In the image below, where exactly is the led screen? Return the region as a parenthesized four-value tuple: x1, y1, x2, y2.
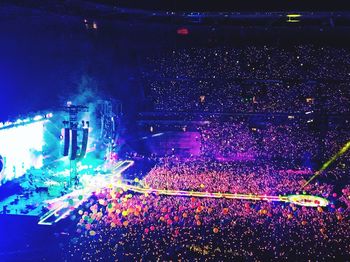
(0, 121, 45, 183)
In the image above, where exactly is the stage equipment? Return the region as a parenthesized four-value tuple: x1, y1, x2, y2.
(70, 129, 78, 160)
(63, 128, 70, 156)
(76, 128, 89, 160)
(98, 100, 122, 144)
(62, 104, 89, 186)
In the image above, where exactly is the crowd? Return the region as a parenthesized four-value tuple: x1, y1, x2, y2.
(197, 119, 328, 162)
(142, 45, 350, 114)
(144, 159, 312, 195)
(199, 121, 258, 159)
(144, 46, 350, 80)
(64, 112, 349, 260)
(65, 157, 349, 261)
(61, 45, 350, 260)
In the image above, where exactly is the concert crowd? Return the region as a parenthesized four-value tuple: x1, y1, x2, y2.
(65, 45, 350, 260)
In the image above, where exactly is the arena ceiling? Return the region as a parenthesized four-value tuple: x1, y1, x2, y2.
(91, 0, 350, 12)
(1, 0, 350, 28)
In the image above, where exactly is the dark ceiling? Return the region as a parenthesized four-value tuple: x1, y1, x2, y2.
(2, 0, 350, 28)
(3, 0, 350, 15)
(90, 0, 350, 12)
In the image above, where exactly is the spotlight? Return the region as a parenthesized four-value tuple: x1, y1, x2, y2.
(33, 115, 43, 121)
